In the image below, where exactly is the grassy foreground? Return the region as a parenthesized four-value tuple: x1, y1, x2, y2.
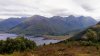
(0, 40, 100, 56)
(0, 51, 35, 56)
(33, 41, 100, 56)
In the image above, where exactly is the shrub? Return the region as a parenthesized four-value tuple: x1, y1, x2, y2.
(0, 37, 36, 54)
(80, 41, 95, 46)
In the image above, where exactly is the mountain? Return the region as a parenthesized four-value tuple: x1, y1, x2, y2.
(9, 15, 97, 35)
(0, 17, 27, 32)
(0, 19, 4, 22)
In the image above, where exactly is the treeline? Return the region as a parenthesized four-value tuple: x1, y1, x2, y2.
(0, 37, 36, 54)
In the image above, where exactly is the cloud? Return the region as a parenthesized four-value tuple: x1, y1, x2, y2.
(47, 9, 74, 16)
(81, 5, 95, 12)
(0, 0, 100, 20)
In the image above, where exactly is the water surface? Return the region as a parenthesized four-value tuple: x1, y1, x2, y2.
(0, 33, 61, 46)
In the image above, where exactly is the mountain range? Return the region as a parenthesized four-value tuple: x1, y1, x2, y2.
(5, 15, 97, 35)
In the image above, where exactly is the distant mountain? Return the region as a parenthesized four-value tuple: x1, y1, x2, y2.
(0, 17, 27, 32)
(0, 19, 5, 22)
(9, 15, 97, 35)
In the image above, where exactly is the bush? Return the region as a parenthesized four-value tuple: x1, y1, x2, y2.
(0, 37, 36, 54)
(86, 29, 97, 40)
(80, 41, 95, 46)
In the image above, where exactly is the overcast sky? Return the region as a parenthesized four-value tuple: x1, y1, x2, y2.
(0, 0, 100, 20)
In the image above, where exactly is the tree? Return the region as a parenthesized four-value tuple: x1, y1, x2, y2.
(86, 29, 97, 40)
(97, 31, 100, 40)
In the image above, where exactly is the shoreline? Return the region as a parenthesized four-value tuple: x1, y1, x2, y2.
(42, 35, 71, 40)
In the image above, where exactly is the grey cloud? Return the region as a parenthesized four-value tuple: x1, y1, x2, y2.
(73, 0, 96, 12)
(0, 0, 99, 20)
(0, 13, 32, 16)
(47, 9, 74, 16)
(0, 0, 38, 10)
(81, 5, 95, 12)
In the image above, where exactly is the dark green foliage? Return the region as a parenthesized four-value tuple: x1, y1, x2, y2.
(0, 37, 36, 54)
(79, 41, 96, 46)
(61, 39, 100, 47)
(85, 29, 98, 40)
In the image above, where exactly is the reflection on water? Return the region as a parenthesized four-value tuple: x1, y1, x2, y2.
(0, 33, 61, 46)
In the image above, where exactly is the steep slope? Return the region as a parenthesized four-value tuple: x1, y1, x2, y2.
(0, 17, 27, 32)
(9, 15, 97, 35)
(71, 22, 100, 40)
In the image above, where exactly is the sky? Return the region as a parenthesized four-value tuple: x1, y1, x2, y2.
(0, 0, 100, 20)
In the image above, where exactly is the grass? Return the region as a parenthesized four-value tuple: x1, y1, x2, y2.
(0, 51, 36, 56)
(33, 42, 100, 56)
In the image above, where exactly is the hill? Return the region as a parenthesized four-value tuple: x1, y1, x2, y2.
(71, 21, 100, 40)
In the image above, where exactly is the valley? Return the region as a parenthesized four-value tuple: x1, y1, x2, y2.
(0, 15, 99, 56)
(0, 0, 100, 56)
(0, 15, 97, 45)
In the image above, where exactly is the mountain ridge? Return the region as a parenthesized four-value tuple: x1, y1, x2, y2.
(8, 15, 97, 35)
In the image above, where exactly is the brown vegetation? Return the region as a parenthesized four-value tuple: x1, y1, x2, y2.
(33, 42, 100, 56)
